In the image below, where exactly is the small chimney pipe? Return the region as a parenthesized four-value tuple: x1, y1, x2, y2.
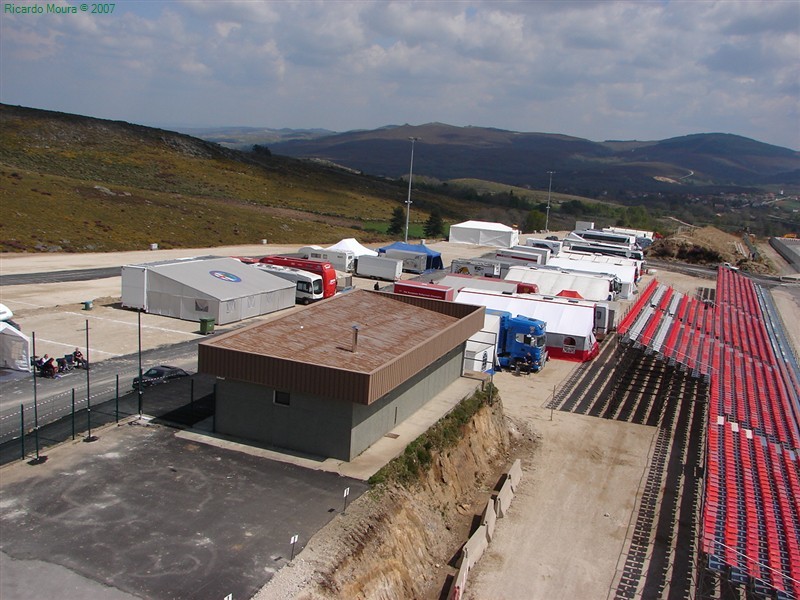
(351, 325, 360, 353)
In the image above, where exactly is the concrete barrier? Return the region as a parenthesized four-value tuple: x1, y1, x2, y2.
(462, 524, 489, 570)
(508, 458, 523, 491)
(449, 560, 470, 600)
(482, 499, 497, 540)
(495, 477, 514, 518)
(448, 459, 521, 599)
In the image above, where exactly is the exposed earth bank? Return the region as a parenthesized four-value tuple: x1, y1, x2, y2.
(256, 393, 526, 600)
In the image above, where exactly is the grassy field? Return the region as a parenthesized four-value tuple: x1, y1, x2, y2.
(0, 106, 454, 252)
(447, 178, 621, 207)
(1, 104, 636, 252)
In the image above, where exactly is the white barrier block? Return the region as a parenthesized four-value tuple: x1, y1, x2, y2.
(495, 478, 514, 518)
(508, 458, 523, 491)
(482, 499, 497, 540)
(462, 524, 489, 570)
(449, 560, 470, 600)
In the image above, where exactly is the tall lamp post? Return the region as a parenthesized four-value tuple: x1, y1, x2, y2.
(404, 137, 420, 243)
(137, 309, 143, 416)
(545, 170, 556, 232)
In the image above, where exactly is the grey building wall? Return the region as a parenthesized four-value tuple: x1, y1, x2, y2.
(215, 379, 354, 459)
(349, 345, 465, 459)
(214, 343, 466, 461)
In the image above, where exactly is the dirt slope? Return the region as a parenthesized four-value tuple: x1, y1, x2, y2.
(647, 225, 776, 273)
(256, 397, 520, 599)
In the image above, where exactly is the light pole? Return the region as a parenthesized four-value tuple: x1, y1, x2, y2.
(137, 308, 143, 416)
(404, 137, 420, 243)
(545, 170, 555, 232)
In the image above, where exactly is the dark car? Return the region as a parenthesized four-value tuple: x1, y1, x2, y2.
(133, 365, 190, 389)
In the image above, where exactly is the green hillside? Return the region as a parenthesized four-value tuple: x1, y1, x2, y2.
(0, 105, 473, 252)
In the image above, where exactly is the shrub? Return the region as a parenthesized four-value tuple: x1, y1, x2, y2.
(368, 384, 497, 487)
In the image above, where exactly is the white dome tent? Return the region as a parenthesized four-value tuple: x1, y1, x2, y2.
(324, 238, 378, 257)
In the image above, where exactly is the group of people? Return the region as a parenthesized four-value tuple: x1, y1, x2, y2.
(34, 348, 88, 378)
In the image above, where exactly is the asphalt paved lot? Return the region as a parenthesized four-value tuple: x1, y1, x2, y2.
(0, 421, 368, 600)
(0, 338, 205, 444)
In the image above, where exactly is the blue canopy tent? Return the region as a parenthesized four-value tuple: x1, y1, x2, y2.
(377, 242, 444, 271)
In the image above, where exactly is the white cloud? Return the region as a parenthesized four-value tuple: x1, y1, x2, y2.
(0, 0, 797, 148)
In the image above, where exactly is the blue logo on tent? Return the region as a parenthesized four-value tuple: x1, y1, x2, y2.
(210, 271, 241, 283)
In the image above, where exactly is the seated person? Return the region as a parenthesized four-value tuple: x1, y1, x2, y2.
(72, 348, 87, 368)
(521, 352, 534, 373)
(42, 357, 57, 378)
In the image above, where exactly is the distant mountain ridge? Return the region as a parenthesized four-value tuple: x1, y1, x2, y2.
(258, 123, 799, 194)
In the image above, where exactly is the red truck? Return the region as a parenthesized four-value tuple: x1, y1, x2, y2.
(258, 256, 337, 298)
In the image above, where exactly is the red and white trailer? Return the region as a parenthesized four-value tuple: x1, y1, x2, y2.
(391, 280, 455, 301)
(455, 288, 600, 362)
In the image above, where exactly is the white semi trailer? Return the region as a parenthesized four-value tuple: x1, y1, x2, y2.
(355, 255, 404, 281)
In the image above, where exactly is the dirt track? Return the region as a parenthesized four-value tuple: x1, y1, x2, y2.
(468, 367, 657, 600)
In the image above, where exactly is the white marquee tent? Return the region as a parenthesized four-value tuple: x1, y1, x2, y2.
(0, 322, 31, 372)
(121, 256, 295, 325)
(325, 238, 378, 257)
(504, 266, 616, 302)
(448, 221, 520, 248)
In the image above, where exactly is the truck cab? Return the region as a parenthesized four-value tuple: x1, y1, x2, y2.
(493, 311, 548, 373)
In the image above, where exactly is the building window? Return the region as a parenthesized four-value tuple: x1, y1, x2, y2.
(274, 391, 290, 406)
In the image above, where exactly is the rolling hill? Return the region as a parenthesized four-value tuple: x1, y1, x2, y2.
(265, 124, 800, 195)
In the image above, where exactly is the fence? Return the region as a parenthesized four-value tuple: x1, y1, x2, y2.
(1, 374, 216, 466)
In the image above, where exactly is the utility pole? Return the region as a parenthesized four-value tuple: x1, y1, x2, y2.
(404, 137, 420, 243)
(137, 309, 143, 416)
(545, 170, 556, 232)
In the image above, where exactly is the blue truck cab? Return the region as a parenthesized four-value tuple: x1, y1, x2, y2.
(490, 310, 548, 373)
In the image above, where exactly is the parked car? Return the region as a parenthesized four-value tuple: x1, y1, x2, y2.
(133, 365, 190, 389)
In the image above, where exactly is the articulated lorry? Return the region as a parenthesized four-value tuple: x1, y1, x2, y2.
(491, 310, 548, 372)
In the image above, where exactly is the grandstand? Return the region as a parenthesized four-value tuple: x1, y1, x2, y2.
(616, 266, 800, 599)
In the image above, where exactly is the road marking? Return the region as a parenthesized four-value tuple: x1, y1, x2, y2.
(64, 312, 195, 335)
(6, 300, 46, 308)
(33, 338, 122, 358)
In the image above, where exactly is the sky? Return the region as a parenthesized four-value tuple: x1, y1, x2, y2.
(1, 1, 799, 149)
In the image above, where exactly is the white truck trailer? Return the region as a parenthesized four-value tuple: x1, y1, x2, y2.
(383, 249, 428, 274)
(355, 255, 403, 281)
(450, 258, 503, 278)
(298, 246, 356, 273)
(494, 245, 551, 266)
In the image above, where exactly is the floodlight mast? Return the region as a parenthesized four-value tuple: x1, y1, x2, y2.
(545, 170, 556, 232)
(404, 137, 420, 243)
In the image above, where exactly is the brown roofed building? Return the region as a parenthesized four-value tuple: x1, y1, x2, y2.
(199, 289, 484, 460)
